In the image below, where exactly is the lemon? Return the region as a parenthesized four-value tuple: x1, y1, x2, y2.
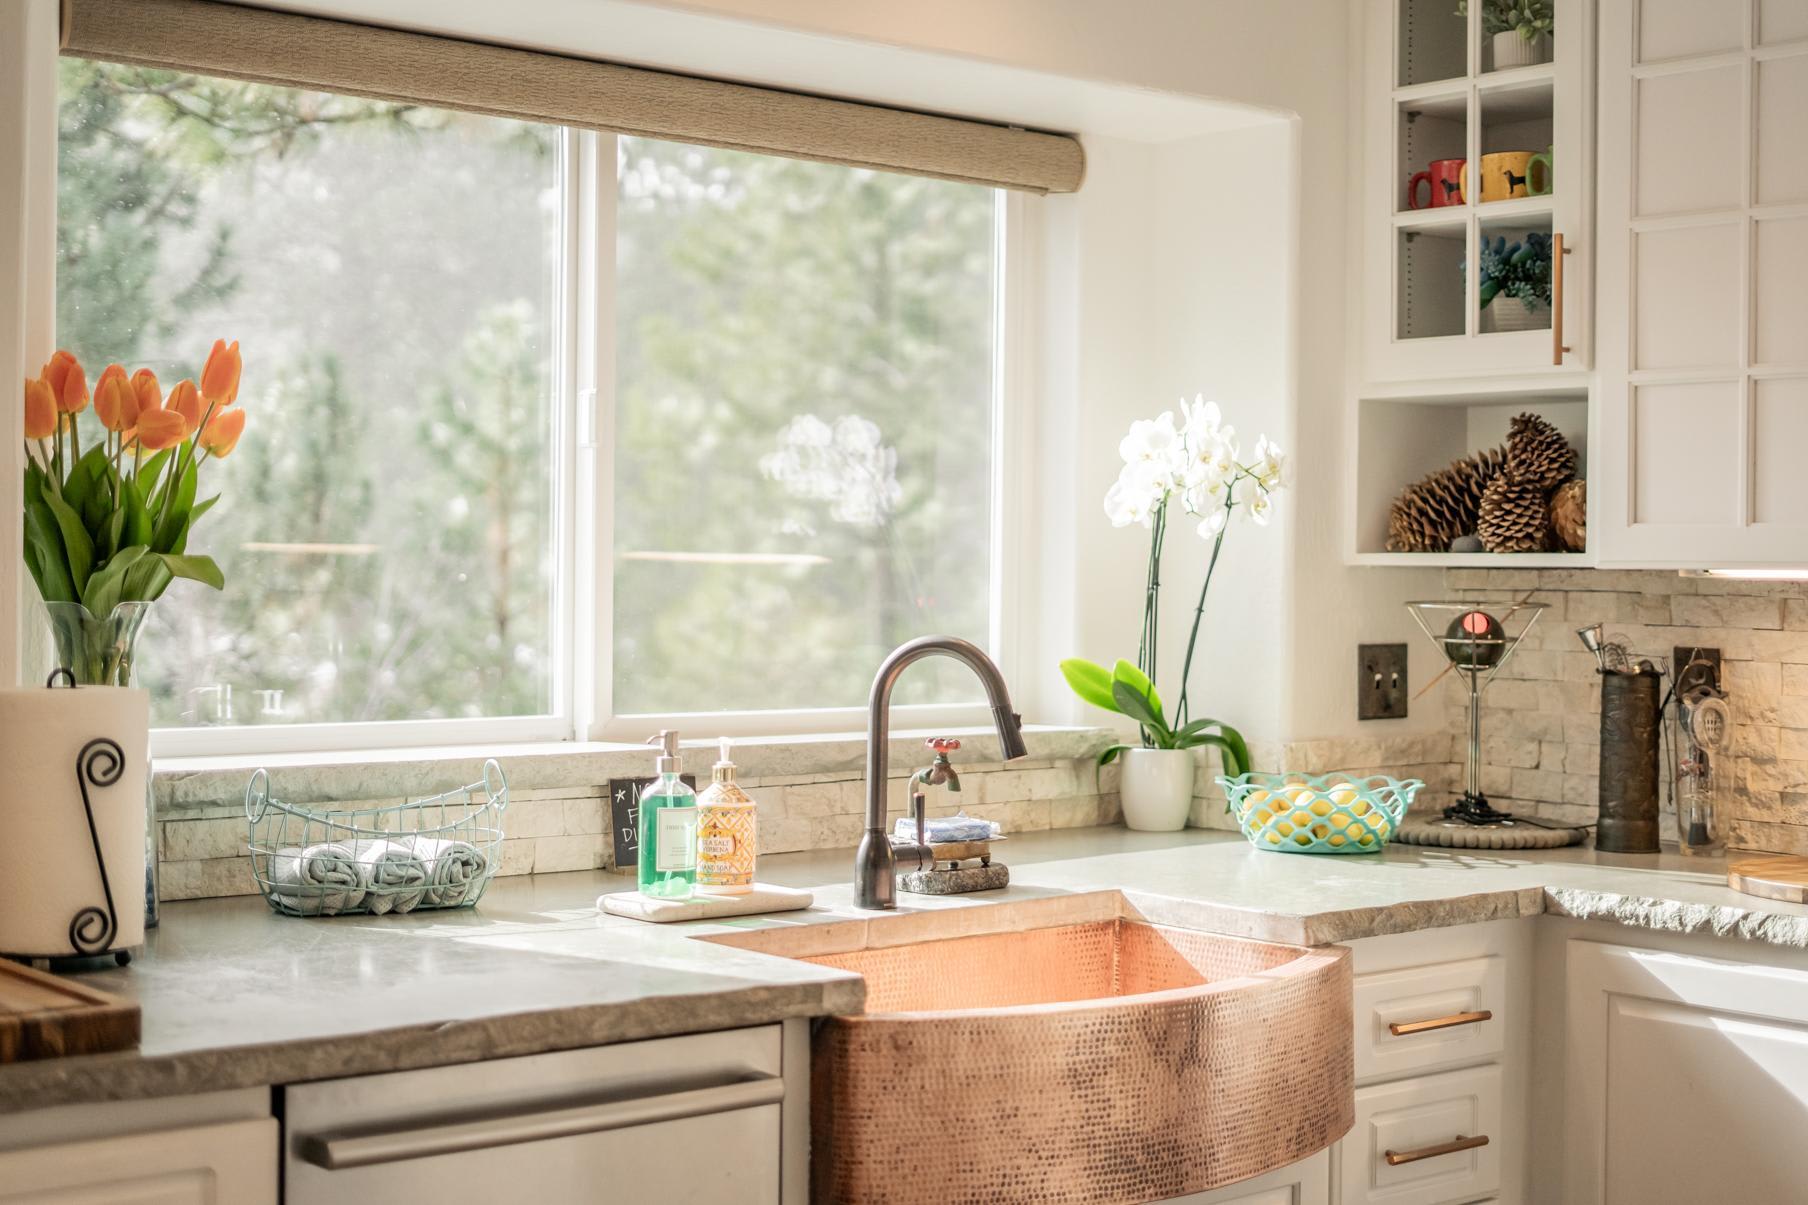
(1265, 831, 1282, 845)
(1293, 831, 1312, 846)
(1246, 788, 1273, 809)
(1284, 784, 1312, 804)
(1351, 799, 1372, 817)
(1328, 812, 1353, 830)
(1309, 797, 1333, 817)
(1329, 788, 1359, 808)
(1251, 808, 1272, 827)
(1329, 833, 1347, 847)
(1358, 832, 1375, 847)
(1275, 819, 1294, 836)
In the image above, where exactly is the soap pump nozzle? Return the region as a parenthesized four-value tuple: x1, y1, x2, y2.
(647, 729, 682, 774)
(711, 737, 737, 784)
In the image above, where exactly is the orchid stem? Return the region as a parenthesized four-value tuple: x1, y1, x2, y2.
(1176, 491, 1237, 728)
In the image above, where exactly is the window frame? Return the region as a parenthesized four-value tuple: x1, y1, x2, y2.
(46, 113, 1033, 756)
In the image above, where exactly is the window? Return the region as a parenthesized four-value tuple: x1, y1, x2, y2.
(52, 63, 1008, 750)
(56, 61, 563, 738)
(611, 138, 999, 716)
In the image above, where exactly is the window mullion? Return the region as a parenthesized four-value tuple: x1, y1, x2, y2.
(578, 131, 619, 742)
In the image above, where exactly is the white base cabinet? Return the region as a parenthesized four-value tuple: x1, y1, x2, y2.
(1563, 939, 1808, 1204)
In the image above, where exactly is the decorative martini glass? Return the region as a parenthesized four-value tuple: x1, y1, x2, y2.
(1407, 599, 1547, 824)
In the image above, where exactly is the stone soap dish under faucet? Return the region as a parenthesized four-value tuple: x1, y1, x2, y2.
(892, 737, 1011, 895)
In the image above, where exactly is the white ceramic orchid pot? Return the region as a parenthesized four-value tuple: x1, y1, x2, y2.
(1118, 748, 1197, 831)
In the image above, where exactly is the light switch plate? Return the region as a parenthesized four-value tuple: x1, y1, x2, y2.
(1359, 643, 1409, 721)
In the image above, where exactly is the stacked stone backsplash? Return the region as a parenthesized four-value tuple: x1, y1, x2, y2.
(154, 738, 1120, 902)
(1443, 568, 1808, 851)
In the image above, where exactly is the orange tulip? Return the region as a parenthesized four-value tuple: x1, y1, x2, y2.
(130, 368, 161, 419)
(42, 349, 88, 414)
(200, 339, 240, 407)
(134, 408, 187, 451)
(167, 378, 204, 435)
(93, 365, 138, 433)
(199, 407, 246, 458)
(23, 376, 55, 440)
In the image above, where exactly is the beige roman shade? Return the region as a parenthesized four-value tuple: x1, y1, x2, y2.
(59, 0, 1085, 193)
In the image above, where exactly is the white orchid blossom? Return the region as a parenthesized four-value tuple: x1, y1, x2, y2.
(1101, 396, 1283, 538)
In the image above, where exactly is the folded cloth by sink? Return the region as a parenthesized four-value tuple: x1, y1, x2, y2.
(354, 839, 427, 915)
(410, 835, 486, 907)
(268, 842, 364, 915)
(891, 812, 1001, 844)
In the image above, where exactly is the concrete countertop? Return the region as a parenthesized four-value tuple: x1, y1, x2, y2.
(5, 824, 1804, 1114)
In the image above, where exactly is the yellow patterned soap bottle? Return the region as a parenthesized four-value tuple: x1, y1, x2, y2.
(696, 738, 756, 895)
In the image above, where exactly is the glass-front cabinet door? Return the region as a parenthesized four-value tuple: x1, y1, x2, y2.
(1361, 0, 1592, 383)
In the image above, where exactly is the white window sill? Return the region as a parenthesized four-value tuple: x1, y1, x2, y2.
(153, 725, 1116, 813)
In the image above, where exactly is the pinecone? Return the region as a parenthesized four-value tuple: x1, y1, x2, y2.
(1387, 447, 1506, 553)
(1505, 412, 1576, 489)
(1479, 473, 1555, 552)
(1551, 479, 1586, 552)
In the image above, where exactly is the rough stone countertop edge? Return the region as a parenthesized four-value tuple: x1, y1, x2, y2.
(0, 978, 864, 1115)
(1541, 886, 1808, 948)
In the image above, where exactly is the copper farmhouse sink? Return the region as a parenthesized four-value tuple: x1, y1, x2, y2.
(711, 894, 1354, 1205)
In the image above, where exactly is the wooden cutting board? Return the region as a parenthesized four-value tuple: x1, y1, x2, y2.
(0, 960, 140, 1062)
(1728, 855, 1808, 904)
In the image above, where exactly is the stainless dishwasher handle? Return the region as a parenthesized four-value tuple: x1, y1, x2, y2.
(300, 1076, 784, 1170)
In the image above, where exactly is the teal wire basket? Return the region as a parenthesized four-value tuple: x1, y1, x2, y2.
(1217, 772, 1422, 854)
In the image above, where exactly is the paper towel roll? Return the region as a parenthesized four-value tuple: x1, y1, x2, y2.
(0, 686, 148, 958)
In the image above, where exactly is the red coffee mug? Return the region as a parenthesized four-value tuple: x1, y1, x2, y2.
(1408, 158, 1467, 209)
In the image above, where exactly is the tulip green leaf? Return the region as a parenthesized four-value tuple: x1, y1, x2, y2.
(24, 499, 75, 604)
(1058, 658, 1119, 714)
(42, 490, 94, 595)
(154, 553, 224, 591)
(81, 546, 149, 618)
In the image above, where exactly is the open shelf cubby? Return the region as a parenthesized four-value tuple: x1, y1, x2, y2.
(1352, 386, 1591, 564)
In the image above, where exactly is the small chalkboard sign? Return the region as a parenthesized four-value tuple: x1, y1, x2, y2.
(607, 775, 696, 871)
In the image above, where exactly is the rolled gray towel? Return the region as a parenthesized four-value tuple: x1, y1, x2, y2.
(354, 839, 427, 914)
(411, 836, 487, 907)
(268, 842, 363, 916)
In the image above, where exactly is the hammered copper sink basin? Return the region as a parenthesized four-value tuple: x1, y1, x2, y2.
(708, 893, 1354, 1205)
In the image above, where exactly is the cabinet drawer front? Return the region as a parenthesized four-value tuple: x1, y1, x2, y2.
(1354, 956, 1504, 1082)
(286, 1103, 779, 1205)
(1342, 1064, 1502, 1205)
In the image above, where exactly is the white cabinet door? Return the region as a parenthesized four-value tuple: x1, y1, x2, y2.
(1159, 1149, 1330, 1205)
(0, 1118, 277, 1205)
(1594, 0, 1808, 566)
(1565, 939, 1808, 1204)
(1359, 0, 1593, 384)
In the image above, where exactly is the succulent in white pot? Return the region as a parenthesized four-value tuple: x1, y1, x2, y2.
(1461, 0, 1554, 69)
(1061, 397, 1285, 832)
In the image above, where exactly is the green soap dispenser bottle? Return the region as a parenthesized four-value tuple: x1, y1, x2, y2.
(638, 730, 698, 899)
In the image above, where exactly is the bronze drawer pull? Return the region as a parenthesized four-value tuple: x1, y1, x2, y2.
(1388, 1008, 1492, 1037)
(1384, 1133, 1490, 1166)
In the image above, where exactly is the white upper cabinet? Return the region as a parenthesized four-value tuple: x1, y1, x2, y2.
(1594, 0, 1808, 566)
(1360, 0, 1594, 385)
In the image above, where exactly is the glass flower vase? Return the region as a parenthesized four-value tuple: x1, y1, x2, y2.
(43, 600, 161, 930)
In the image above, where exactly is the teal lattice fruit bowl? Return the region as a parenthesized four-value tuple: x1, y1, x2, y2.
(1217, 772, 1422, 854)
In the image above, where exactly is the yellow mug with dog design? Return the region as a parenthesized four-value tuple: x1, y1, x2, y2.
(1460, 150, 1552, 203)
